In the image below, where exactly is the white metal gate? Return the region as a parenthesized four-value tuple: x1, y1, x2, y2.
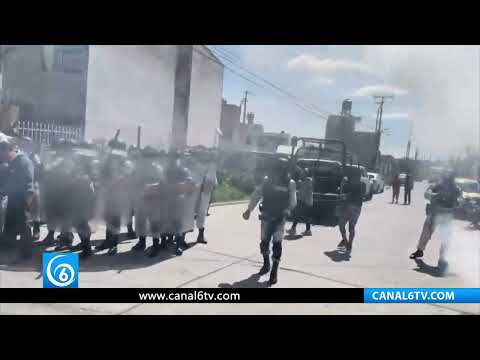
(15, 121, 83, 145)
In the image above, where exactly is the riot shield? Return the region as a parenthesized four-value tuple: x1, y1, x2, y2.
(195, 160, 218, 228)
(164, 157, 200, 236)
(132, 152, 168, 238)
(96, 152, 134, 235)
(40, 150, 77, 232)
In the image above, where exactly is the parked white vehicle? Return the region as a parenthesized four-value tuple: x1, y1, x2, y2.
(368, 172, 385, 194)
(359, 166, 373, 200)
(343, 164, 373, 201)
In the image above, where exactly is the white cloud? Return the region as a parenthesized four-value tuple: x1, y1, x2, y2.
(354, 84, 408, 97)
(287, 54, 372, 74)
(315, 76, 336, 85)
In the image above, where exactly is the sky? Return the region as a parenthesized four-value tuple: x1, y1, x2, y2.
(212, 45, 479, 160)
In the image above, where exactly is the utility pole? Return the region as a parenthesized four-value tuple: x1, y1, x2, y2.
(372, 95, 393, 170)
(242, 91, 250, 124)
(406, 120, 413, 159)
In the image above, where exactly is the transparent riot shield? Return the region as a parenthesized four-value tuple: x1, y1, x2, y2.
(165, 158, 201, 236)
(133, 155, 168, 238)
(96, 153, 134, 235)
(195, 161, 218, 229)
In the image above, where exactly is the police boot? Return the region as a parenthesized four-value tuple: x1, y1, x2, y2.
(196, 228, 207, 244)
(258, 255, 270, 275)
(148, 238, 161, 258)
(160, 235, 168, 249)
(175, 235, 184, 256)
(32, 221, 41, 241)
(181, 234, 189, 249)
(269, 243, 282, 285)
(269, 261, 279, 285)
(95, 230, 112, 250)
(127, 223, 136, 239)
(107, 234, 118, 256)
(79, 236, 93, 259)
(54, 232, 73, 251)
(132, 236, 146, 251)
(40, 231, 55, 246)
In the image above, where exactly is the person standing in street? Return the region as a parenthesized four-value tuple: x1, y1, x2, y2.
(287, 167, 313, 236)
(409, 172, 461, 273)
(195, 154, 218, 244)
(391, 173, 401, 204)
(404, 172, 412, 205)
(242, 158, 297, 285)
(0, 135, 35, 259)
(338, 170, 365, 252)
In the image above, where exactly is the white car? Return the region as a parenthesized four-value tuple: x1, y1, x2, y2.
(368, 172, 385, 194)
(359, 166, 373, 200)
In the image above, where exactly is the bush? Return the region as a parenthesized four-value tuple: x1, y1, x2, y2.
(212, 180, 249, 203)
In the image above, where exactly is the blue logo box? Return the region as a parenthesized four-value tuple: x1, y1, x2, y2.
(42, 252, 79, 288)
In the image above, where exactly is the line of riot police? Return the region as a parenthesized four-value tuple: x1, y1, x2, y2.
(34, 133, 218, 260)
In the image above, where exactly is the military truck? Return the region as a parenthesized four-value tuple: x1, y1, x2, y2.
(278, 137, 348, 227)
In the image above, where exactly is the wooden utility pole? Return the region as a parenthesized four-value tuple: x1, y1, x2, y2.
(372, 95, 393, 170)
(242, 91, 249, 124)
(137, 125, 142, 149)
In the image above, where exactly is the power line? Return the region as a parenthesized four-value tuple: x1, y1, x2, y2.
(210, 45, 334, 118)
(193, 47, 329, 121)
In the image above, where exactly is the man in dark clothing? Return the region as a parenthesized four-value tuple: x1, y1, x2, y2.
(243, 158, 297, 285)
(338, 173, 365, 252)
(404, 173, 412, 205)
(391, 174, 401, 204)
(0, 136, 35, 259)
(409, 172, 461, 272)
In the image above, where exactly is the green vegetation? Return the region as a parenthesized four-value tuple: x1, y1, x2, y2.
(211, 179, 249, 203)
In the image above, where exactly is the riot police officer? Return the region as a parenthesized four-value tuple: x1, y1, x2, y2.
(29, 149, 42, 240)
(195, 150, 218, 244)
(287, 167, 313, 236)
(95, 134, 131, 256)
(242, 157, 297, 285)
(165, 150, 197, 256)
(130, 147, 168, 257)
(39, 139, 76, 248)
(409, 171, 461, 272)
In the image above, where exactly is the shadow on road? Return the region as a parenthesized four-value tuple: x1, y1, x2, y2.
(0, 232, 198, 275)
(324, 249, 351, 262)
(218, 273, 270, 288)
(413, 259, 446, 278)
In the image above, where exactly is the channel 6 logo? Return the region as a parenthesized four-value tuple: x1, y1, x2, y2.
(42, 252, 78, 288)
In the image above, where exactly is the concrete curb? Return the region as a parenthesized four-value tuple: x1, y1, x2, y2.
(210, 200, 249, 207)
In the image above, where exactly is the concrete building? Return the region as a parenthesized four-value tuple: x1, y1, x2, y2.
(87, 45, 223, 149)
(1, 45, 224, 149)
(219, 108, 290, 153)
(219, 99, 242, 144)
(1, 45, 89, 131)
(325, 99, 380, 170)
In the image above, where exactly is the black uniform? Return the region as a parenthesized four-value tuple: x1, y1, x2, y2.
(244, 170, 297, 285)
(1, 152, 35, 258)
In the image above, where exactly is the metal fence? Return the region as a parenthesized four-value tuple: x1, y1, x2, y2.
(15, 121, 83, 145)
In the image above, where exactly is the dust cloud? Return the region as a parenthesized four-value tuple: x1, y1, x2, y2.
(363, 46, 479, 159)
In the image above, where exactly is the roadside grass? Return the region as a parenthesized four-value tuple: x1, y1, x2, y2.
(212, 180, 249, 203)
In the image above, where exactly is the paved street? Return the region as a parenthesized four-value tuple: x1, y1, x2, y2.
(1, 181, 479, 315)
